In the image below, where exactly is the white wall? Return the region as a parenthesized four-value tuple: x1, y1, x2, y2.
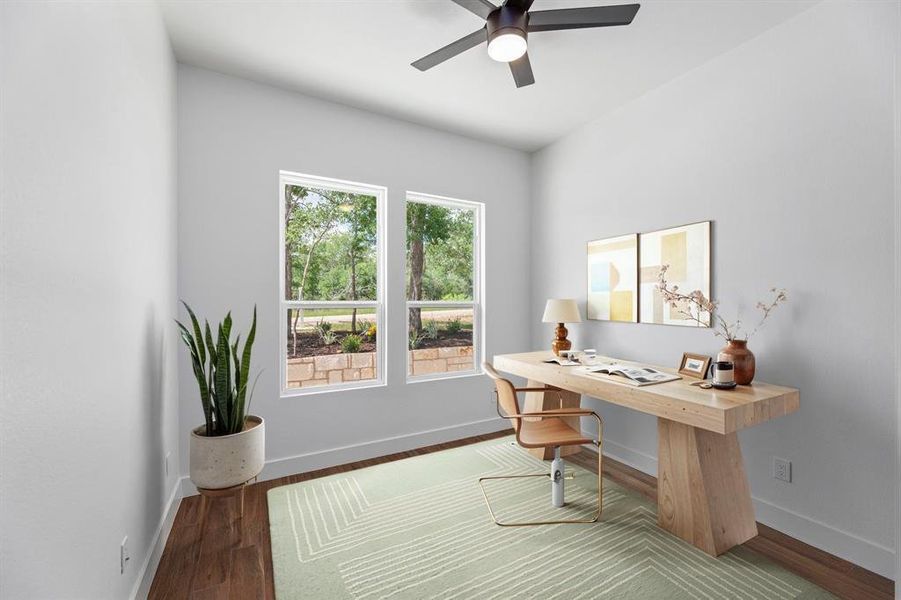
(894, 1, 901, 593)
(0, 2, 179, 598)
(176, 66, 530, 483)
(530, 1, 899, 578)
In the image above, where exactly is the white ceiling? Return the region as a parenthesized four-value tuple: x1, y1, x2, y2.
(159, 0, 814, 151)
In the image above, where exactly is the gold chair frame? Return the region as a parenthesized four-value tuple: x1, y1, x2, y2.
(478, 383, 604, 527)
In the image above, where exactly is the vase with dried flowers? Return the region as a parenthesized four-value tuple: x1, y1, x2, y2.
(656, 265, 787, 385)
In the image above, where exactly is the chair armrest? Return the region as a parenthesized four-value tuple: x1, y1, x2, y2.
(517, 408, 600, 419)
(514, 386, 561, 394)
(524, 408, 594, 416)
(503, 409, 603, 440)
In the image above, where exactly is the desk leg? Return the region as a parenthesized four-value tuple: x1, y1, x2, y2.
(523, 379, 582, 461)
(657, 418, 757, 556)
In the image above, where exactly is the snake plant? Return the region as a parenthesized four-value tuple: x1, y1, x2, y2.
(176, 302, 260, 436)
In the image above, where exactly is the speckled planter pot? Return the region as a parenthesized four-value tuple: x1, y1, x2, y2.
(190, 416, 265, 490)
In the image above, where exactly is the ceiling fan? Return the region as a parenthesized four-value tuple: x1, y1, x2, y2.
(412, 0, 640, 88)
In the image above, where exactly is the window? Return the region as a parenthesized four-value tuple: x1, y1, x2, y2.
(280, 172, 385, 395)
(406, 192, 483, 381)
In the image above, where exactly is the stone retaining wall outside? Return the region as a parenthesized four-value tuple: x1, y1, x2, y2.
(286, 345, 474, 388)
(286, 352, 376, 389)
(408, 346, 474, 377)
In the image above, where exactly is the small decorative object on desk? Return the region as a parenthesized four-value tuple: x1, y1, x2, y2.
(711, 360, 737, 389)
(717, 340, 754, 385)
(678, 353, 711, 379)
(657, 267, 788, 385)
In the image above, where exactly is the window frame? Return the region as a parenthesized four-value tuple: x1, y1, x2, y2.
(405, 191, 485, 384)
(279, 170, 387, 397)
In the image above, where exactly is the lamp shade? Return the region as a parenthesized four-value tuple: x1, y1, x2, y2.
(542, 299, 582, 323)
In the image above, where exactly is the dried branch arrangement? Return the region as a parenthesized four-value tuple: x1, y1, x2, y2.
(656, 265, 787, 341)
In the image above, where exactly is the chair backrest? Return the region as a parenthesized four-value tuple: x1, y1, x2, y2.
(483, 362, 522, 433)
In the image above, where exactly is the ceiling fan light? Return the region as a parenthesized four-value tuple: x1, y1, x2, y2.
(487, 32, 527, 63)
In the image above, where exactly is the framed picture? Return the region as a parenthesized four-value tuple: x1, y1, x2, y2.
(639, 221, 711, 327)
(679, 353, 711, 379)
(586, 234, 638, 322)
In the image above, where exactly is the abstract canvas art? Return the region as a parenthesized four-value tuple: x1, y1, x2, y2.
(586, 234, 638, 322)
(639, 221, 711, 327)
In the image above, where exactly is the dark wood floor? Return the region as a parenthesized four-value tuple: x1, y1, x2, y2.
(149, 430, 893, 600)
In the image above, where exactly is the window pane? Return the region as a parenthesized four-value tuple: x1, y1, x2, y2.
(408, 307, 474, 376)
(285, 185, 378, 301)
(286, 308, 378, 389)
(406, 202, 474, 301)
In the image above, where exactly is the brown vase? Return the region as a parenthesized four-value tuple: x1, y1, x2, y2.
(551, 323, 572, 356)
(717, 340, 755, 385)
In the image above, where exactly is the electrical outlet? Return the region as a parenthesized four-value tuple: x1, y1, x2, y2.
(773, 457, 792, 483)
(120, 536, 130, 574)
(165, 452, 171, 478)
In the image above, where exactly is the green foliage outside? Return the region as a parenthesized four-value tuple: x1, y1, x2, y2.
(408, 329, 424, 350)
(341, 334, 363, 353)
(447, 318, 463, 334)
(284, 185, 377, 304)
(405, 203, 474, 301)
(406, 202, 474, 333)
(285, 185, 377, 353)
(285, 186, 475, 343)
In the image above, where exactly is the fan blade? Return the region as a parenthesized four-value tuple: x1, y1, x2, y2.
(451, 0, 497, 20)
(528, 4, 640, 32)
(509, 52, 535, 88)
(412, 28, 487, 71)
(503, 0, 535, 11)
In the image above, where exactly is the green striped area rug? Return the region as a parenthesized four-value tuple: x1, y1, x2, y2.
(267, 437, 833, 599)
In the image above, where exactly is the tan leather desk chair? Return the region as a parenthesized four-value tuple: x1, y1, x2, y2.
(480, 362, 604, 526)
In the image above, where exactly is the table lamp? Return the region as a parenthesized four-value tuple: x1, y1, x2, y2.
(542, 299, 582, 355)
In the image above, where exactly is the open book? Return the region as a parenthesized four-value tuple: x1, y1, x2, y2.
(581, 363, 681, 387)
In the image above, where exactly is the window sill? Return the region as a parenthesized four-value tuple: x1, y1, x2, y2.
(406, 370, 484, 385)
(281, 379, 386, 398)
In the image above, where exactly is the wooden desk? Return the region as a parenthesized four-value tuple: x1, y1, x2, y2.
(493, 351, 800, 556)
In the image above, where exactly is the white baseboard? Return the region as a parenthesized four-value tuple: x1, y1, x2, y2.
(601, 437, 659, 477)
(753, 496, 895, 579)
(130, 482, 183, 600)
(179, 416, 509, 497)
(581, 441, 896, 579)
